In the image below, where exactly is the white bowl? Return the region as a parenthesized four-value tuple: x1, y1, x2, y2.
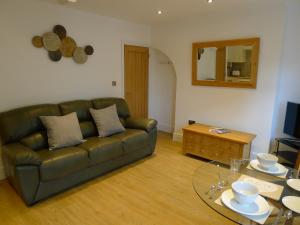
(257, 153, 278, 170)
(232, 181, 259, 205)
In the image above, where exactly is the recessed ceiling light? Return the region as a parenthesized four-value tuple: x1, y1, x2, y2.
(67, 0, 77, 3)
(157, 10, 163, 15)
(207, 0, 213, 3)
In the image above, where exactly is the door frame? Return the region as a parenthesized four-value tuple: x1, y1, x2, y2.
(120, 40, 150, 99)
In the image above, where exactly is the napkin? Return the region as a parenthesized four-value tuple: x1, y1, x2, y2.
(238, 175, 284, 201)
(215, 196, 274, 225)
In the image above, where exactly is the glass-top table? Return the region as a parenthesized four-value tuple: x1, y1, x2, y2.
(192, 160, 300, 225)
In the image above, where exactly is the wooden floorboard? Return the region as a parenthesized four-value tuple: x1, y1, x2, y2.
(0, 132, 236, 225)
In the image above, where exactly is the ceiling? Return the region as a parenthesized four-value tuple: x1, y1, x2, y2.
(40, 0, 284, 25)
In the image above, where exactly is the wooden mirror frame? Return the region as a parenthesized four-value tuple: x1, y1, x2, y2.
(192, 38, 260, 89)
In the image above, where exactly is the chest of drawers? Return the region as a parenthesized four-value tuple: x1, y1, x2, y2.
(182, 124, 256, 165)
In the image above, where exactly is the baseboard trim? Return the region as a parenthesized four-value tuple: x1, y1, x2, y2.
(0, 166, 5, 181)
(173, 131, 183, 143)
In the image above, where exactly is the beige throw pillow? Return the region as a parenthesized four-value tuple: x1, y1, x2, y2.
(40, 112, 84, 150)
(90, 105, 125, 137)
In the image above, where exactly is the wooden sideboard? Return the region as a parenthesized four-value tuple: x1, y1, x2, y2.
(182, 124, 256, 165)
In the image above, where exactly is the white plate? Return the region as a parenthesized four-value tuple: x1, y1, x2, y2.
(287, 179, 300, 192)
(250, 160, 287, 175)
(221, 189, 270, 216)
(282, 196, 300, 214)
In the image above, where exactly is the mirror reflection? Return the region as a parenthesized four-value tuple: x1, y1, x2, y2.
(226, 46, 253, 82)
(197, 46, 253, 82)
(192, 38, 259, 89)
(197, 47, 217, 80)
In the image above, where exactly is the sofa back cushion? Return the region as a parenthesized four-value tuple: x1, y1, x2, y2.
(59, 100, 93, 122)
(0, 98, 130, 147)
(59, 100, 97, 138)
(0, 104, 60, 145)
(79, 121, 98, 139)
(92, 98, 130, 119)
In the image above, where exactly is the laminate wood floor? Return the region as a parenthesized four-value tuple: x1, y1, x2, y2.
(0, 132, 235, 225)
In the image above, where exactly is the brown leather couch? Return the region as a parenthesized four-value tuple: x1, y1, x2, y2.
(0, 98, 157, 205)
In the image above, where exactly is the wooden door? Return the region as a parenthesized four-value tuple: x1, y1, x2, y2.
(124, 45, 149, 118)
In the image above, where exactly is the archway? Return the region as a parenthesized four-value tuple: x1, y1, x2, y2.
(148, 48, 177, 134)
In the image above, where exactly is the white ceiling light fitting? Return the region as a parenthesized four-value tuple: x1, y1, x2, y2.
(67, 0, 77, 3)
(157, 10, 163, 15)
(207, 0, 213, 3)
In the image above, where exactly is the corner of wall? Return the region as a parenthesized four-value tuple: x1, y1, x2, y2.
(172, 131, 183, 143)
(157, 123, 173, 133)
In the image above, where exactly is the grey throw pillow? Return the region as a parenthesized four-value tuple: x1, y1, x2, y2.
(90, 105, 125, 137)
(40, 112, 84, 150)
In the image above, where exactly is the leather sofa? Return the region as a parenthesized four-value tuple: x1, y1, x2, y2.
(0, 98, 157, 205)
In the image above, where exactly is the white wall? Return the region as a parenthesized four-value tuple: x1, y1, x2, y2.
(151, 5, 286, 156)
(149, 49, 176, 133)
(0, 0, 150, 180)
(271, 0, 300, 142)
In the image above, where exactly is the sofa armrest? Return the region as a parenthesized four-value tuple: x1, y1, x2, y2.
(125, 118, 157, 132)
(2, 143, 42, 166)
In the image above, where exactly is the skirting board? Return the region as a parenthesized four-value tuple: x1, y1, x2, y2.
(173, 131, 183, 143)
(0, 166, 5, 181)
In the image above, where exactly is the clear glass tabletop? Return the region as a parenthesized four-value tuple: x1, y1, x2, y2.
(192, 160, 300, 225)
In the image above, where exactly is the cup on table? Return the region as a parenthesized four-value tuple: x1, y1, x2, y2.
(288, 168, 300, 179)
(216, 164, 228, 189)
(230, 159, 244, 173)
(209, 161, 229, 189)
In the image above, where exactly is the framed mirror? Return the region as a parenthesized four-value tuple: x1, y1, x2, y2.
(192, 38, 260, 88)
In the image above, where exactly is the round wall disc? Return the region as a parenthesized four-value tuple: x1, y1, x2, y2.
(53, 25, 67, 39)
(42, 32, 61, 51)
(48, 50, 62, 62)
(73, 47, 88, 64)
(32, 36, 43, 48)
(84, 45, 94, 55)
(60, 37, 77, 57)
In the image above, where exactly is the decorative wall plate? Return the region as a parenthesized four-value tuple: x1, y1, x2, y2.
(34, 25, 94, 64)
(84, 45, 94, 55)
(48, 50, 62, 62)
(60, 37, 77, 57)
(53, 25, 67, 39)
(73, 47, 88, 64)
(32, 36, 43, 48)
(42, 32, 61, 51)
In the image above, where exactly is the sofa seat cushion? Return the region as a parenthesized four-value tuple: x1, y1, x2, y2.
(78, 137, 123, 165)
(111, 129, 148, 154)
(37, 147, 89, 181)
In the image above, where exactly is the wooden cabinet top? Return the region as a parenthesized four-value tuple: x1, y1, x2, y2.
(183, 123, 256, 144)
